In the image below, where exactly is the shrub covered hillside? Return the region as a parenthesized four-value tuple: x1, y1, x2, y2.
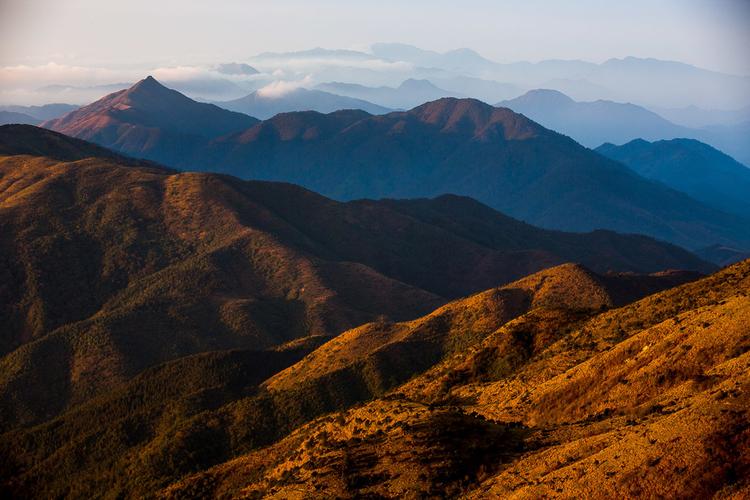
(163, 260, 750, 499)
(0, 125, 737, 498)
(2, 259, 719, 498)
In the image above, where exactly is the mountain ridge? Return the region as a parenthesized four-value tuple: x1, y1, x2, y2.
(158, 259, 750, 499)
(214, 87, 390, 119)
(0, 125, 715, 432)
(41, 79, 750, 252)
(596, 138, 750, 220)
(41, 76, 258, 166)
(0, 124, 745, 498)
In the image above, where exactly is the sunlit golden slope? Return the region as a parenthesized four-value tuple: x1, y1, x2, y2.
(0, 125, 731, 499)
(164, 260, 749, 499)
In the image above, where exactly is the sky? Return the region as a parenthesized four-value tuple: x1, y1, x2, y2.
(0, 0, 749, 107)
(1, 0, 749, 74)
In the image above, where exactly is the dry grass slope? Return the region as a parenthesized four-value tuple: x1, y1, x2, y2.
(164, 260, 750, 498)
(0, 126, 735, 499)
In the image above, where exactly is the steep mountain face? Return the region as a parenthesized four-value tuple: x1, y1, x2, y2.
(498, 89, 692, 148)
(161, 259, 750, 499)
(214, 88, 390, 119)
(42, 76, 258, 166)
(0, 125, 713, 433)
(597, 138, 750, 219)
(0, 263, 705, 498)
(42, 79, 750, 251)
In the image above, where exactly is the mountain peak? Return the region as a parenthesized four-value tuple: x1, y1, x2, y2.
(42, 78, 258, 157)
(398, 78, 441, 91)
(413, 96, 491, 113)
(216, 63, 259, 76)
(127, 75, 168, 95)
(514, 89, 575, 106)
(411, 97, 541, 140)
(411, 97, 492, 125)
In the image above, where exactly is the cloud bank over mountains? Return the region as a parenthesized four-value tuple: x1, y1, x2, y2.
(2, 44, 749, 110)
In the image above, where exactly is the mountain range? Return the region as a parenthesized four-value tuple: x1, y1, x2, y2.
(214, 87, 390, 119)
(0, 111, 40, 126)
(0, 103, 79, 126)
(42, 76, 258, 167)
(597, 138, 750, 219)
(10, 43, 750, 112)
(0, 124, 715, 430)
(315, 79, 462, 109)
(653, 104, 750, 128)
(1, 104, 749, 498)
(42, 77, 750, 253)
(0, 125, 745, 495)
(160, 258, 750, 499)
(499, 89, 750, 165)
(365, 44, 750, 109)
(498, 89, 691, 148)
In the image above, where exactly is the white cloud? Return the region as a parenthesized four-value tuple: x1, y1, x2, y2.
(0, 62, 272, 104)
(256, 76, 313, 98)
(248, 56, 413, 74)
(0, 62, 132, 88)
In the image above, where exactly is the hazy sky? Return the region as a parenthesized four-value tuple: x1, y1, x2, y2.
(1, 0, 749, 74)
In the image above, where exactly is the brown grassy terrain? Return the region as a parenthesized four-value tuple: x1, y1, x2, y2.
(0, 125, 738, 498)
(163, 260, 750, 499)
(0, 125, 712, 432)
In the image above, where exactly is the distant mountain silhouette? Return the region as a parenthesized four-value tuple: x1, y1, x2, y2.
(0, 110, 40, 126)
(215, 87, 390, 119)
(43, 79, 750, 252)
(695, 244, 750, 267)
(430, 75, 521, 104)
(597, 138, 750, 219)
(43, 76, 258, 166)
(316, 79, 461, 109)
(371, 43, 513, 76)
(164, 77, 250, 101)
(652, 104, 750, 128)
(592, 57, 750, 109)
(0, 103, 78, 121)
(498, 89, 692, 147)
(499, 89, 750, 166)
(215, 62, 259, 75)
(698, 120, 750, 167)
(366, 45, 750, 109)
